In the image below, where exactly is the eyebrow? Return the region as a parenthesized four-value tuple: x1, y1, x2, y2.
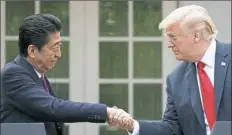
(52, 41, 62, 46)
(165, 32, 175, 36)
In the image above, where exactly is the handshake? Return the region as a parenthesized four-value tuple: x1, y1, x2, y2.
(106, 106, 135, 131)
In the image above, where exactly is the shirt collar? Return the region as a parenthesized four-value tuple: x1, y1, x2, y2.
(196, 38, 216, 68)
(34, 68, 42, 78)
(22, 56, 43, 78)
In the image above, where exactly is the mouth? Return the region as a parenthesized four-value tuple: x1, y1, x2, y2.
(51, 61, 57, 64)
(173, 51, 178, 54)
(51, 59, 57, 62)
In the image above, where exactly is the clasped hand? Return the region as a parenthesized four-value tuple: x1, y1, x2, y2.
(106, 106, 134, 131)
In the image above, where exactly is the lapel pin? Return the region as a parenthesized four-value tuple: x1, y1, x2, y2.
(221, 62, 226, 66)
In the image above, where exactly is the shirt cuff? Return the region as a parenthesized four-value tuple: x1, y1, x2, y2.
(127, 120, 139, 135)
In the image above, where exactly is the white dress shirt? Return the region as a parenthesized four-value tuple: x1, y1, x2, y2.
(130, 38, 216, 135)
(22, 57, 42, 78)
(34, 68, 42, 78)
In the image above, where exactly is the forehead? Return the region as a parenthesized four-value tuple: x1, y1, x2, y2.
(166, 23, 180, 33)
(47, 32, 61, 44)
(165, 23, 185, 36)
(50, 32, 61, 40)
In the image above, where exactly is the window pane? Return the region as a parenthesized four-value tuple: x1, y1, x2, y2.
(134, 42, 162, 78)
(133, 1, 162, 36)
(5, 41, 18, 63)
(99, 1, 128, 36)
(40, 1, 69, 36)
(6, 1, 34, 35)
(100, 126, 128, 135)
(134, 84, 162, 120)
(99, 42, 128, 78)
(99, 84, 128, 112)
(46, 42, 69, 78)
(51, 83, 69, 100)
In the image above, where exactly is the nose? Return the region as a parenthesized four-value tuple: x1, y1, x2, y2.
(55, 48, 61, 59)
(168, 41, 174, 48)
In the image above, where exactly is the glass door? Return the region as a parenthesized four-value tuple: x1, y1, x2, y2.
(83, 1, 178, 135)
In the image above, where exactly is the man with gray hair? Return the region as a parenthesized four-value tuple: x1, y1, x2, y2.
(110, 5, 231, 135)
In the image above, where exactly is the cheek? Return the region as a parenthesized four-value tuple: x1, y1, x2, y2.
(176, 38, 188, 49)
(34, 52, 44, 62)
(179, 43, 193, 54)
(40, 52, 53, 63)
(46, 51, 55, 58)
(173, 40, 182, 49)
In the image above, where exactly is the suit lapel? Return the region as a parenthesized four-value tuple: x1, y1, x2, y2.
(15, 56, 41, 81)
(214, 42, 229, 117)
(187, 63, 205, 129)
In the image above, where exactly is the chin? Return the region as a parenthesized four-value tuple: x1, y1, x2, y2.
(175, 55, 185, 61)
(50, 63, 57, 68)
(48, 65, 55, 70)
(175, 56, 192, 62)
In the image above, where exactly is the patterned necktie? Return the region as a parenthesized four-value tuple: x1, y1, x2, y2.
(41, 76, 50, 93)
(197, 61, 215, 130)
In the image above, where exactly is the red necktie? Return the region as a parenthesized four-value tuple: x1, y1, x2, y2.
(41, 76, 50, 93)
(197, 61, 215, 130)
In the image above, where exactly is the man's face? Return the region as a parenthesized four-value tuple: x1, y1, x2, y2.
(165, 23, 196, 61)
(32, 32, 62, 73)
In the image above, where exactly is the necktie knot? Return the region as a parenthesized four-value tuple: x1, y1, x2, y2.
(197, 61, 205, 70)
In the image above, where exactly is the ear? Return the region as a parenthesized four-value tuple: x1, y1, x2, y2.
(194, 31, 201, 43)
(27, 45, 37, 58)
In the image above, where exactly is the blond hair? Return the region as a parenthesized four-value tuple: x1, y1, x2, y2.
(159, 5, 218, 40)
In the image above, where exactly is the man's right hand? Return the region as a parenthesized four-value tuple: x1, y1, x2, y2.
(106, 106, 135, 131)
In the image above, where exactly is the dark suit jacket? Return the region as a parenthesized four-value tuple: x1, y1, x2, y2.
(1, 56, 107, 135)
(138, 41, 231, 135)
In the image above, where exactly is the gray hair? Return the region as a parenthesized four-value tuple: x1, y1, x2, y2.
(159, 5, 218, 40)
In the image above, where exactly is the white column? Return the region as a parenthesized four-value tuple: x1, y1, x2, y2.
(128, 0, 134, 118)
(83, 1, 99, 135)
(34, 0, 40, 14)
(69, 1, 86, 135)
(1, 1, 6, 70)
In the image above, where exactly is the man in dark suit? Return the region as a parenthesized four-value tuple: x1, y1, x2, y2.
(110, 5, 231, 135)
(0, 14, 133, 135)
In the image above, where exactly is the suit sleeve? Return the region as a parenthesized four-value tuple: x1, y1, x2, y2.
(2, 67, 107, 123)
(138, 76, 182, 135)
